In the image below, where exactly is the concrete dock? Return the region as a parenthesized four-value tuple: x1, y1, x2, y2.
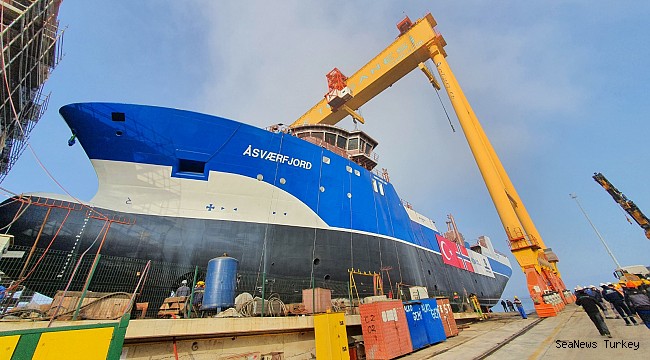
(405, 304, 650, 359)
(2, 304, 649, 359)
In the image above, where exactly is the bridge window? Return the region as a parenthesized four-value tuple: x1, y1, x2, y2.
(311, 131, 324, 140)
(336, 135, 347, 149)
(348, 137, 359, 150)
(325, 132, 336, 146)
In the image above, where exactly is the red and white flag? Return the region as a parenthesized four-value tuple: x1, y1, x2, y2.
(436, 234, 462, 269)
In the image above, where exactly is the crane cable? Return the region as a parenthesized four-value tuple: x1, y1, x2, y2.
(434, 87, 455, 132)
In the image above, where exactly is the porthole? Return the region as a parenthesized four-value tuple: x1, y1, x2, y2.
(257, 174, 263, 181)
(313, 258, 320, 265)
(279, 178, 286, 184)
(320, 186, 325, 192)
(324, 274, 331, 280)
(115, 130, 123, 136)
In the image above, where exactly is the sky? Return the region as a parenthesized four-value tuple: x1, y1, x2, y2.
(3, 1, 650, 308)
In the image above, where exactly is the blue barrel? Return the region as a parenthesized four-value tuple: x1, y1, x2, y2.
(202, 255, 238, 311)
(420, 298, 447, 344)
(403, 301, 429, 350)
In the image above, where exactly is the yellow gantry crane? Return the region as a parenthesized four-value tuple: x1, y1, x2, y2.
(291, 14, 572, 317)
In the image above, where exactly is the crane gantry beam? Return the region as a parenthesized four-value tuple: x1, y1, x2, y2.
(290, 14, 442, 128)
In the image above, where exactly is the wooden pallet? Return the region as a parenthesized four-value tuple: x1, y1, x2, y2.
(157, 296, 189, 318)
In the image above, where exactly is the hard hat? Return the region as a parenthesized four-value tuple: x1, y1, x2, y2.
(197, 281, 205, 286)
(599, 283, 607, 287)
(607, 282, 613, 286)
(514, 296, 518, 299)
(181, 280, 187, 284)
(575, 286, 583, 291)
(589, 285, 596, 288)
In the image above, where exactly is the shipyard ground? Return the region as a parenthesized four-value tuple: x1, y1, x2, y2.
(405, 304, 650, 359)
(1, 304, 649, 359)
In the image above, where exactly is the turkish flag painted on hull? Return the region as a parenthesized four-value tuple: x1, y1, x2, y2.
(436, 234, 462, 269)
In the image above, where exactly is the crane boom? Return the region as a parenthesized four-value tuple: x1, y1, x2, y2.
(292, 13, 572, 317)
(290, 14, 442, 128)
(593, 172, 650, 240)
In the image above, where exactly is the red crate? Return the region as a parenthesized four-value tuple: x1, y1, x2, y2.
(359, 300, 413, 359)
(436, 298, 459, 337)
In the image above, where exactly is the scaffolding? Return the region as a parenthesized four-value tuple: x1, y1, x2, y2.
(0, 0, 64, 182)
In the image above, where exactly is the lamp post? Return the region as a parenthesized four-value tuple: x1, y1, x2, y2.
(570, 193, 621, 269)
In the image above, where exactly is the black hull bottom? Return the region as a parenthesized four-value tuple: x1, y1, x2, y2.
(0, 197, 509, 314)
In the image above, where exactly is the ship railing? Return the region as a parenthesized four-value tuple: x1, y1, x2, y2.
(300, 136, 349, 159)
(18, 195, 85, 211)
(349, 148, 380, 163)
(400, 199, 414, 210)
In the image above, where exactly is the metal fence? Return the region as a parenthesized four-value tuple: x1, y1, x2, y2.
(0, 245, 353, 318)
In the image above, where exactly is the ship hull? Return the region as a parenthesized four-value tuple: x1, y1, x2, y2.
(0, 197, 508, 307)
(0, 102, 512, 312)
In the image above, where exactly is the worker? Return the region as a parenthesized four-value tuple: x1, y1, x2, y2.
(500, 299, 508, 312)
(513, 296, 527, 319)
(176, 280, 190, 297)
(193, 280, 205, 308)
(601, 283, 636, 325)
(590, 285, 611, 318)
(604, 282, 621, 316)
(506, 299, 515, 312)
(623, 282, 650, 329)
(575, 288, 612, 337)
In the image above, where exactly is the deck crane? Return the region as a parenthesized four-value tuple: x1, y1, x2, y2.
(593, 172, 650, 240)
(290, 13, 573, 317)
